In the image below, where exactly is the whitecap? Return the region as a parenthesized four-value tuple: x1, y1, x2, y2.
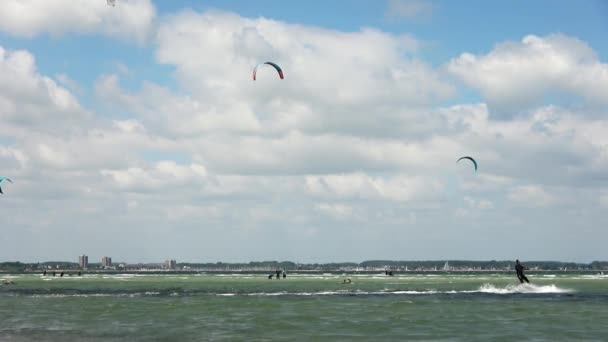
(475, 283, 572, 294)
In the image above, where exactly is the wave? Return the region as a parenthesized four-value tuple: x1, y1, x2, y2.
(27, 291, 162, 298)
(474, 283, 572, 294)
(214, 284, 572, 297)
(1, 283, 572, 298)
(573, 274, 608, 280)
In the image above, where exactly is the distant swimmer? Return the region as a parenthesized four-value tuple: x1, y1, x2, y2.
(268, 274, 273, 279)
(515, 259, 530, 283)
(343, 278, 352, 284)
(282, 271, 286, 279)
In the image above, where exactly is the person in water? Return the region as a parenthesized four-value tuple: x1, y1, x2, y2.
(515, 259, 530, 283)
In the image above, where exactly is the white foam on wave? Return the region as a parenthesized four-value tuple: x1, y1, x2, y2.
(575, 274, 608, 280)
(29, 291, 163, 298)
(475, 283, 572, 294)
(234, 285, 572, 297)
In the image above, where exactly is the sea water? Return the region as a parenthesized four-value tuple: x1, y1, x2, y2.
(1, 272, 607, 341)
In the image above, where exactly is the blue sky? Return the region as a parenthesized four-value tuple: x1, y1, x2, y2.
(0, 0, 607, 263)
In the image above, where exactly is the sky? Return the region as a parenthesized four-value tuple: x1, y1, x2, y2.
(0, 0, 607, 263)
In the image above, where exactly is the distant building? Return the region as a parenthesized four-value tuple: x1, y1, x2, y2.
(165, 259, 177, 270)
(101, 256, 112, 267)
(79, 255, 88, 269)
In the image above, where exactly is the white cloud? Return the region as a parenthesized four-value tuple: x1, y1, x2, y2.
(448, 34, 608, 113)
(305, 173, 443, 202)
(0, 0, 156, 43)
(152, 10, 452, 137)
(2, 10, 608, 262)
(508, 185, 554, 207)
(55, 73, 83, 95)
(101, 161, 207, 192)
(440, 103, 608, 188)
(0, 47, 90, 137)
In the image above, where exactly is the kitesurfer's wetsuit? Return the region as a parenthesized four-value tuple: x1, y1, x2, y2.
(515, 261, 530, 283)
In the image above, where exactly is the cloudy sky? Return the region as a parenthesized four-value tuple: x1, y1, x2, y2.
(1, 0, 607, 263)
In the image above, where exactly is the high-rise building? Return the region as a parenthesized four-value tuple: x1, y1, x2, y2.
(165, 259, 177, 270)
(101, 256, 112, 267)
(79, 254, 88, 269)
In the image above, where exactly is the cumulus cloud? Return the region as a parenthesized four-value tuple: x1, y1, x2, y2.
(441, 103, 608, 188)
(0, 47, 90, 137)
(0, 0, 156, 43)
(2, 10, 608, 261)
(152, 10, 453, 137)
(448, 34, 608, 114)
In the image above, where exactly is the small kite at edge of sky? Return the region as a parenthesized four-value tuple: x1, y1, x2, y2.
(0, 177, 13, 195)
(457, 156, 478, 172)
(252, 62, 284, 81)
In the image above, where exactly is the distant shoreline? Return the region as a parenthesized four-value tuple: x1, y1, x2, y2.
(1, 270, 605, 275)
(2, 260, 606, 274)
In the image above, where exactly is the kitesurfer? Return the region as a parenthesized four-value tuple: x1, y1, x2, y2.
(515, 259, 530, 283)
(282, 271, 286, 279)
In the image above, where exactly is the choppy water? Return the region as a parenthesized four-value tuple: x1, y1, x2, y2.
(1, 272, 607, 341)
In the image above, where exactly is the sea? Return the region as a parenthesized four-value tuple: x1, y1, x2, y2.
(1, 272, 607, 341)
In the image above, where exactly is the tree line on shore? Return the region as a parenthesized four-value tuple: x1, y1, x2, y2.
(1, 260, 607, 273)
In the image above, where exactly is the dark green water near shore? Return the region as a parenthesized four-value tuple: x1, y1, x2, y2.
(1, 273, 607, 341)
